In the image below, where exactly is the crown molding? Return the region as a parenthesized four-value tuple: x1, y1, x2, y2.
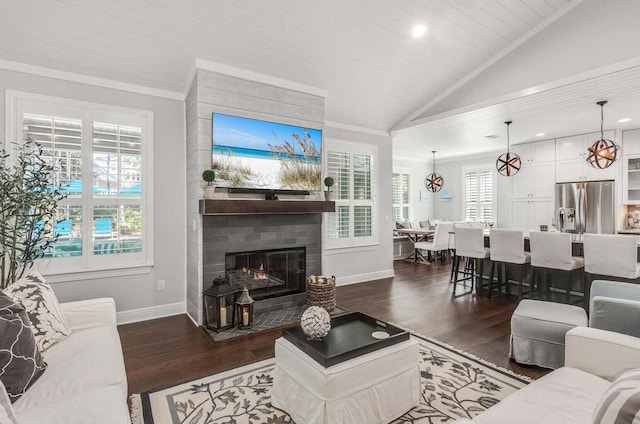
(195, 58, 326, 98)
(0, 59, 184, 101)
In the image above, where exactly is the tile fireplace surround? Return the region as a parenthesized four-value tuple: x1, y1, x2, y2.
(202, 211, 322, 313)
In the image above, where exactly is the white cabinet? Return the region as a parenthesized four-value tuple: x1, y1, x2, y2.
(510, 140, 555, 229)
(555, 131, 617, 182)
(510, 140, 556, 199)
(511, 199, 554, 230)
(623, 129, 640, 156)
(623, 154, 640, 204)
(623, 130, 640, 205)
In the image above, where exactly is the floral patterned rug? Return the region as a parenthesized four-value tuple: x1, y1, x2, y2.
(130, 334, 530, 424)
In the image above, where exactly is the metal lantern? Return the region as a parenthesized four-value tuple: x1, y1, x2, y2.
(235, 287, 255, 329)
(586, 101, 620, 169)
(203, 276, 238, 332)
(425, 150, 444, 192)
(496, 121, 521, 177)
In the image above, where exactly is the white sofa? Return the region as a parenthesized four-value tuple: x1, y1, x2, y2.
(455, 326, 640, 424)
(7, 298, 130, 424)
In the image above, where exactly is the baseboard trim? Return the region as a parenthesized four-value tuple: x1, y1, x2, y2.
(117, 302, 186, 325)
(336, 269, 395, 286)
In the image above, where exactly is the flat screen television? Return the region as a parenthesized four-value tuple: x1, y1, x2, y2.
(211, 113, 322, 193)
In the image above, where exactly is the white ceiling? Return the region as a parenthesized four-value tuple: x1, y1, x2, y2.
(1, 0, 573, 133)
(5, 0, 640, 160)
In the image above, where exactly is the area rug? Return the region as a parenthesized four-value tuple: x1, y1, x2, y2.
(130, 334, 530, 423)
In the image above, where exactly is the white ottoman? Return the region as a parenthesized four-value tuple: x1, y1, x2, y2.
(271, 337, 420, 424)
(510, 299, 587, 369)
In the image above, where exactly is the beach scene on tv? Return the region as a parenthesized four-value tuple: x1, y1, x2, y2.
(212, 113, 322, 191)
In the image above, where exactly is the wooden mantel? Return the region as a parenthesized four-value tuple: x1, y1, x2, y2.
(199, 199, 335, 215)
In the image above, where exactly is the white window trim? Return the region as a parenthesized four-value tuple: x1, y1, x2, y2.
(323, 137, 378, 250)
(392, 166, 413, 222)
(6, 90, 154, 277)
(461, 163, 497, 222)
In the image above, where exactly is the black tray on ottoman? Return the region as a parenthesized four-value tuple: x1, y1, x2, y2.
(282, 311, 410, 367)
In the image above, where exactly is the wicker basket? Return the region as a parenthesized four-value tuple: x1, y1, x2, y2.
(306, 275, 336, 312)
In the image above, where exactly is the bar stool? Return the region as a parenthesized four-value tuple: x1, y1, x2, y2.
(583, 234, 640, 308)
(488, 229, 531, 299)
(453, 226, 490, 296)
(415, 222, 454, 266)
(529, 231, 584, 304)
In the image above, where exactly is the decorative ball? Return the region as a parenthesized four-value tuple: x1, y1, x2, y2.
(300, 306, 331, 340)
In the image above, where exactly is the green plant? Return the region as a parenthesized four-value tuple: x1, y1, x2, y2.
(324, 176, 334, 190)
(202, 169, 216, 186)
(0, 140, 67, 288)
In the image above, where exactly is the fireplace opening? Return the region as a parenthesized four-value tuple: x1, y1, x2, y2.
(225, 247, 306, 300)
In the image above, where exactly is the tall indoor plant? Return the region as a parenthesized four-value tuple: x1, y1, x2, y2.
(0, 140, 67, 288)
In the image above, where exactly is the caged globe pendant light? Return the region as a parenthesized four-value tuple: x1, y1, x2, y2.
(496, 120, 521, 177)
(425, 150, 443, 192)
(586, 100, 619, 169)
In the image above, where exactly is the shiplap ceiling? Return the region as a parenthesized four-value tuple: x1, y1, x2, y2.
(393, 64, 640, 161)
(1, 0, 574, 134)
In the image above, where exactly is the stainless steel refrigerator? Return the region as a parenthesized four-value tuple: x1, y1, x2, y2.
(555, 180, 615, 234)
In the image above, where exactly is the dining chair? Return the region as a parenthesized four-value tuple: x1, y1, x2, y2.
(415, 222, 454, 266)
(583, 234, 640, 308)
(488, 229, 531, 299)
(529, 231, 584, 304)
(452, 226, 490, 296)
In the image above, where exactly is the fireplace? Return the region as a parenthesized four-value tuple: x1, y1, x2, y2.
(225, 247, 306, 300)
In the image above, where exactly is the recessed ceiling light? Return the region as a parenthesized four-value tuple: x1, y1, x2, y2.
(618, 118, 631, 123)
(536, 133, 546, 137)
(412, 24, 426, 38)
(484, 134, 499, 139)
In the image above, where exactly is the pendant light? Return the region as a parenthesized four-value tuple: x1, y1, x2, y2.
(496, 120, 521, 177)
(586, 100, 619, 169)
(425, 150, 443, 192)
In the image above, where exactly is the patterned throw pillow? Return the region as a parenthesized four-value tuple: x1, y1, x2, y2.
(592, 368, 640, 423)
(0, 290, 47, 404)
(4, 271, 71, 351)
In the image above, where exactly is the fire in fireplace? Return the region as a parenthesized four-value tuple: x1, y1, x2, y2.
(225, 247, 306, 300)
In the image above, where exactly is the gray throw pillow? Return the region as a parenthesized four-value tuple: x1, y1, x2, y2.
(4, 271, 71, 351)
(592, 368, 640, 423)
(0, 291, 47, 403)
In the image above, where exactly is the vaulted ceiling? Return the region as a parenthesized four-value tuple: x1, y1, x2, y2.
(3, 0, 640, 160)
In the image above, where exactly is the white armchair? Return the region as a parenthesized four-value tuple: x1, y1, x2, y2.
(455, 326, 640, 424)
(588, 279, 640, 339)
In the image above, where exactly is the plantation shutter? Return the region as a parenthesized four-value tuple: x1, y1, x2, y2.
(392, 170, 411, 222)
(464, 171, 478, 221)
(327, 151, 350, 239)
(324, 140, 377, 248)
(478, 170, 493, 222)
(92, 122, 143, 254)
(463, 166, 495, 223)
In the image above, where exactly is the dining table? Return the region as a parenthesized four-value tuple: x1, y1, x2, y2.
(396, 228, 435, 264)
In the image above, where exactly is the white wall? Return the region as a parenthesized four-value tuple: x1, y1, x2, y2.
(0, 69, 186, 322)
(392, 158, 433, 222)
(432, 153, 511, 228)
(323, 125, 394, 285)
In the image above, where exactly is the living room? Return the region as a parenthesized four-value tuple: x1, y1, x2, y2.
(3, 1, 640, 423)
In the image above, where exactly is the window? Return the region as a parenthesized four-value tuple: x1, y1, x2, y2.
(324, 139, 377, 248)
(463, 165, 495, 222)
(392, 167, 412, 222)
(8, 92, 153, 275)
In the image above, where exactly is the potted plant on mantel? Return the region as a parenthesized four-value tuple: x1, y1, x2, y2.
(0, 140, 67, 289)
(202, 169, 216, 199)
(323, 176, 334, 201)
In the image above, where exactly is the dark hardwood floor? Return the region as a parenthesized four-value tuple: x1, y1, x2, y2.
(119, 260, 549, 396)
